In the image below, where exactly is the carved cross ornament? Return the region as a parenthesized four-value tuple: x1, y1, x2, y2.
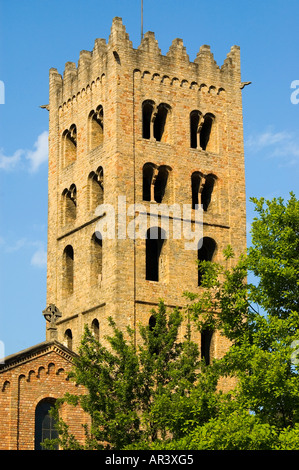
(43, 304, 62, 329)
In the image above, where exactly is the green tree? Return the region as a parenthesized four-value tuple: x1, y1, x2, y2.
(247, 193, 298, 318)
(178, 193, 299, 449)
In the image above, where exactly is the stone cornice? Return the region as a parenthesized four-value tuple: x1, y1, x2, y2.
(0, 340, 77, 373)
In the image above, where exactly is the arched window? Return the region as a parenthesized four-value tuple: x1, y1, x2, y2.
(191, 173, 216, 212)
(62, 184, 77, 225)
(201, 174, 216, 212)
(142, 101, 171, 142)
(154, 166, 169, 203)
(142, 100, 154, 139)
(146, 227, 166, 282)
(88, 166, 104, 211)
(142, 164, 170, 203)
(190, 111, 215, 151)
(197, 237, 217, 286)
(64, 329, 73, 350)
(35, 398, 58, 450)
(89, 105, 104, 150)
(191, 172, 202, 209)
(153, 103, 170, 142)
(201, 328, 213, 365)
(91, 232, 102, 286)
(91, 319, 100, 341)
(63, 245, 74, 296)
(142, 163, 156, 201)
(62, 124, 77, 167)
(200, 113, 214, 151)
(190, 110, 201, 149)
(149, 315, 157, 331)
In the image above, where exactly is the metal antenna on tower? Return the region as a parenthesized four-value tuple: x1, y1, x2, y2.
(141, 0, 143, 41)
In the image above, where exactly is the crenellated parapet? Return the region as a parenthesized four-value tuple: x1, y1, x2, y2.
(49, 17, 242, 110)
(138, 31, 161, 56)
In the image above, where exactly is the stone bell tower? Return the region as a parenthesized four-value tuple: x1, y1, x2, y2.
(45, 17, 246, 360)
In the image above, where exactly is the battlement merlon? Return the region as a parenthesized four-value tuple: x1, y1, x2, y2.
(48, 17, 244, 107)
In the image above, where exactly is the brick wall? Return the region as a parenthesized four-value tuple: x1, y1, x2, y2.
(46, 17, 246, 380)
(0, 342, 89, 450)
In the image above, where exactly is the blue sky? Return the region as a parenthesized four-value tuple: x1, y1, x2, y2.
(0, 0, 298, 357)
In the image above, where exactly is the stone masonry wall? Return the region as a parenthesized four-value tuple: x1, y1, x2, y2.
(46, 18, 247, 375)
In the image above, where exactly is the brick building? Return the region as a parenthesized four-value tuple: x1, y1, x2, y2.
(0, 18, 247, 450)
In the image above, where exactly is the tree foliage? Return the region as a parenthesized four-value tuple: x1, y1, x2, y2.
(180, 193, 299, 448)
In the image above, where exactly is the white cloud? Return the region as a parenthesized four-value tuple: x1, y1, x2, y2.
(0, 149, 24, 171)
(245, 128, 299, 166)
(0, 131, 48, 173)
(245, 129, 291, 150)
(31, 246, 47, 268)
(0, 237, 47, 268)
(258, 131, 291, 147)
(26, 131, 49, 173)
(5, 238, 27, 253)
